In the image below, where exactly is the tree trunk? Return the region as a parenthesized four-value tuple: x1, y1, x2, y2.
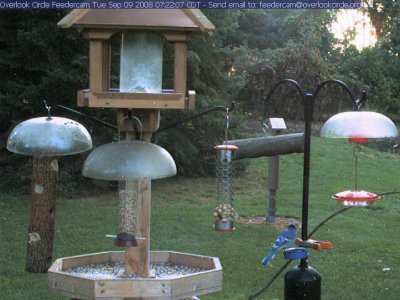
(26, 156, 58, 273)
(228, 133, 304, 160)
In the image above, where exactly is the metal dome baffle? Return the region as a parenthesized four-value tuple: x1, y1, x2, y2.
(7, 116, 92, 156)
(83, 140, 177, 181)
(320, 111, 398, 139)
(7, 108, 92, 273)
(83, 134, 176, 248)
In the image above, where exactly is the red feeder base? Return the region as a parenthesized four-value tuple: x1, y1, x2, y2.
(332, 190, 381, 206)
(348, 137, 369, 144)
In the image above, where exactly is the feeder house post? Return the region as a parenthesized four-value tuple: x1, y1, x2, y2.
(266, 118, 287, 223)
(214, 144, 238, 231)
(57, 8, 216, 284)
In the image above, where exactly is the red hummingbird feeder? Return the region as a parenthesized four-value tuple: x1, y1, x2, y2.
(321, 111, 398, 207)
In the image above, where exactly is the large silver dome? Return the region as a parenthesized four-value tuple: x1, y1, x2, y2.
(321, 111, 398, 139)
(7, 117, 92, 156)
(83, 140, 176, 181)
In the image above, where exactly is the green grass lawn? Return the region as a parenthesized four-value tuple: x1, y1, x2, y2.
(1, 138, 399, 299)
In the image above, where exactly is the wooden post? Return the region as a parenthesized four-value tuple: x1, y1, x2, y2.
(266, 155, 279, 222)
(125, 178, 151, 277)
(266, 118, 286, 223)
(26, 156, 58, 273)
(117, 110, 154, 277)
(88, 39, 110, 93)
(174, 42, 187, 94)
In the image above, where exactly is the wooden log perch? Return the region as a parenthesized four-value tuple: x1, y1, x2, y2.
(26, 156, 58, 273)
(228, 133, 304, 160)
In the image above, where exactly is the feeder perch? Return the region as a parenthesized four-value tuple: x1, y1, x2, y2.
(214, 144, 238, 231)
(7, 115, 92, 273)
(295, 238, 333, 251)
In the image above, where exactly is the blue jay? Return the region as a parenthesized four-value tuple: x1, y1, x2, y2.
(262, 224, 297, 265)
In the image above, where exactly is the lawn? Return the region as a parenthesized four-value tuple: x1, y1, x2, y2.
(1, 137, 399, 299)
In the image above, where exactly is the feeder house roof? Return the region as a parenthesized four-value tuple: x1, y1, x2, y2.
(58, 9, 215, 35)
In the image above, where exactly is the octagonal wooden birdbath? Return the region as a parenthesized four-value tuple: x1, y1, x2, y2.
(48, 251, 222, 300)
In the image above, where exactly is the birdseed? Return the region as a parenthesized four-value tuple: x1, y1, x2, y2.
(65, 262, 206, 280)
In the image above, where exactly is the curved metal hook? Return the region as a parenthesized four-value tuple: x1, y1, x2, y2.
(263, 79, 307, 117)
(43, 100, 52, 120)
(313, 79, 358, 110)
(118, 116, 143, 141)
(155, 101, 235, 135)
(226, 100, 235, 113)
(264, 79, 306, 102)
(356, 91, 367, 110)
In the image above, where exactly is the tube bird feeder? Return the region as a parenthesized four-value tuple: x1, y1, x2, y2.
(214, 144, 238, 231)
(83, 137, 177, 271)
(7, 114, 92, 273)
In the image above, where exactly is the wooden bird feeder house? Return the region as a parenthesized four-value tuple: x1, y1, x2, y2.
(58, 9, 214, 116)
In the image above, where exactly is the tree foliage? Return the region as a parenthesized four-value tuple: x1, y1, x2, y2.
(363, 0, 400, 54)
(338, 1, 400, 118)
(232, 10, 343, 120)
(0, 11, 87, 131)
(1, 8, 400, 186)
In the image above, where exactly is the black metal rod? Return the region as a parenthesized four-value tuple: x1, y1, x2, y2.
(354, 145, 359, 190)
(263, 79, 363, 261)
(249, 260, 292, 300)
(377, 191, 400, 196)
(307, 207, 352, 238)
(54, 102, 236, 137)
(263, 79, 306, 118)
(154, 101, 235, 135)
(301, 93, 314, 241)
(312, 79, 358, 110)
(54, 105, 118, 131)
